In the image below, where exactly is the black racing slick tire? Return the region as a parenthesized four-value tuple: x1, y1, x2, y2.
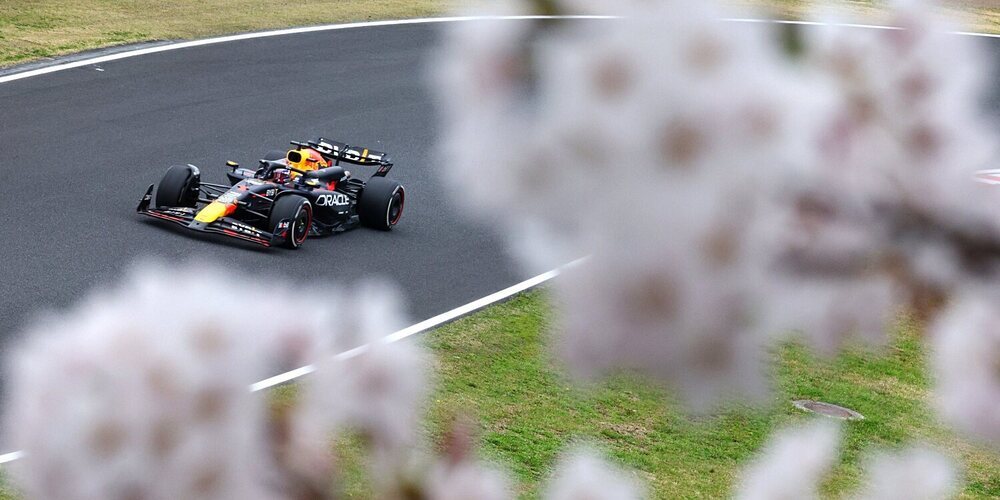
(155, 164, 200, 208)
(270, 195, 312, 249)
(264, 149, 287, 161)
(358, 177, 405, 231)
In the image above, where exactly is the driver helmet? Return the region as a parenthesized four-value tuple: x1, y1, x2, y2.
(286, 148, 327, 176)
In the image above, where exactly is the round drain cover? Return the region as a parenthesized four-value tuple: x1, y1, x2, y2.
(792, 400, 864, 420)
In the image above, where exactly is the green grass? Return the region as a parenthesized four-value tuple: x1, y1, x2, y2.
(0, 0, 456, 67)
(418, 290, 999, 498)
(737, 0, 1000, 34)
(4, 1, 1000, 68)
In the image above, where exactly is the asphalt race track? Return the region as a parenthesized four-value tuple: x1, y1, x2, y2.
(0, 22, 526, 349)
(3, 18, 1000, 352)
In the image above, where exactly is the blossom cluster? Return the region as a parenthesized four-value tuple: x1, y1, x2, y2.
(3, 263, 643, 499)
(3, 264, 485, 499)
(437, 0, 807, 411)
(435, 0, 1000, 436)
(736, 419, 958, 500)
(433, 0, 1000, 494)
(5, 264, 275, 500)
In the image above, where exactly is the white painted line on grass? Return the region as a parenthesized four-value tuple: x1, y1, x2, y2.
(249, 365, 317, 392)
(382, 260, 580, 344)
(975, 169, 1000, 185)
(0, 15, 613, 85)
(725, 17, 903, 31)
(250, 257, 585, 393)
(725, 17, 1000, 39)
(0, 451, 24, 465)
(5, 14, 1000, 86)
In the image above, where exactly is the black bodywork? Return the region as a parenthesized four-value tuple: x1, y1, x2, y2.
(137, 137, 398, 248)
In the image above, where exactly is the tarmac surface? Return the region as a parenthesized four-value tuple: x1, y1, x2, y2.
(0, 22, 525, 348)
(3, 18, 1000, 352)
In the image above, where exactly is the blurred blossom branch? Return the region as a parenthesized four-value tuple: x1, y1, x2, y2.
(2, 265, 504, 500)
(437, 0, 1000, 413)
(736, 420, 958, 500)
(433, 0, 999, 496)
(5, 0, 1000, 498)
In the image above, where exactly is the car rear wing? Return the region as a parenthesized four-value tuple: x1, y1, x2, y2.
(291, 137, 394, 177)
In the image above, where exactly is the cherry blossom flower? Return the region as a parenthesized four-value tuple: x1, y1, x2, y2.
(4, 263, 277, 500)
(436, 0, 1000, 414)
(735, 419, 841, 500)
(544, 447, 644, 500)
(425, 457, 513, 500)
(930, 291, 1000, 447)
(855, 446, 959, 500)
(435, 0, 811, 410)
(4, 265, 432, 500)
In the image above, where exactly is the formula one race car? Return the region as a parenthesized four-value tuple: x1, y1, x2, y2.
(137, 137, 404, 248)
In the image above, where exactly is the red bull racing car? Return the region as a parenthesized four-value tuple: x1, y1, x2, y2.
(137, 137, 404, 248)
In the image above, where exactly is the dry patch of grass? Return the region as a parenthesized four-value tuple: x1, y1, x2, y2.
(4, 1, 1000, 68)
(0, 0, 456, 66)
(737, 0, 1000, 34)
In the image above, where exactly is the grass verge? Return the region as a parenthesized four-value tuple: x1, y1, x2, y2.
(738, 0, 1000, 34)
(417, 290, 999, 498)
(4, 1, 1000, 69)
(0, 0, 455, 67)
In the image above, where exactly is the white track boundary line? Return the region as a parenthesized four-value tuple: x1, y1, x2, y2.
(974, 169, 1000, 185)
(0, 257, 585, 465)
(726, 17, 904, 31)
(725, 17, 1000, 38)
(3, 14, 1000, 85)
(250, 257, 584, 392)
(0, 15, 612, 85)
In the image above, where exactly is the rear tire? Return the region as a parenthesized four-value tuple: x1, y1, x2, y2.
(269, 195, 312, 249)
(155, 165, 199, 208)
(358, 177, 405, 231)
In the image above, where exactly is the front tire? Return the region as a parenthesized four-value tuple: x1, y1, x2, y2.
(270, 195, 312, 249)
(358, 177, 404, 230)
(155, 165, 200, 208)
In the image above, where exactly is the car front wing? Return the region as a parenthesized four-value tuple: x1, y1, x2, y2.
(136, 184, 291, 248)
